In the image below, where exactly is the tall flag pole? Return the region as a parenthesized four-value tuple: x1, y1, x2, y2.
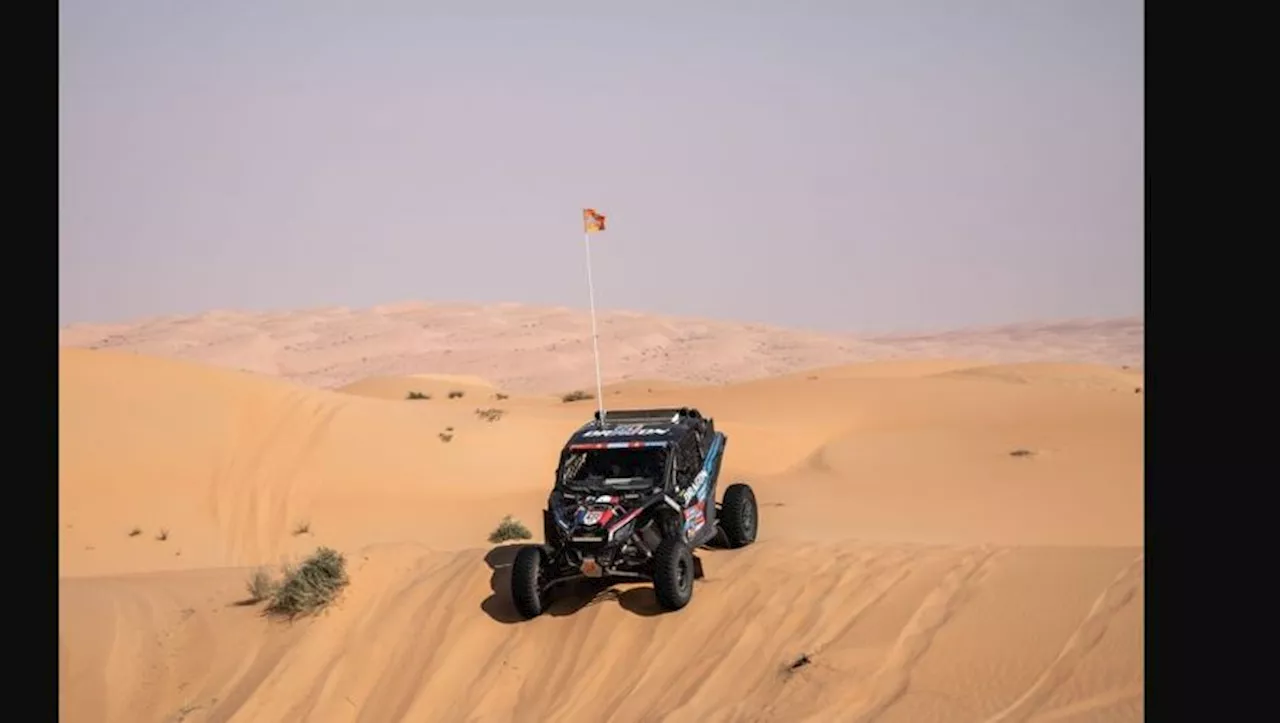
(582, 208, 608, 424)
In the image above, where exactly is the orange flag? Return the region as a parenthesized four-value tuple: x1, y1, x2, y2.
(583, 208, 607, 233)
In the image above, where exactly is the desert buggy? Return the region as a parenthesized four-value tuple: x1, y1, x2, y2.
(509, 407, 758, 618)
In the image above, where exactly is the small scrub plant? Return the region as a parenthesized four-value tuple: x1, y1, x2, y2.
(292, 520, 311, 536)
(156, 528, 170, 541)
(245, 567, 279, 603)
(488, 515, 532, 543)
(439, 431, 453, 442)
(448, 390, 465, 399)
(265, 546, 350, 619)
(406, 391, 431, 400)
(561, 390, 593, 403)
(128, 527, 142, 537)
(1009, 449, 1035, 458)
(475, 407, 506, 422)
(494, 392, 509, 400)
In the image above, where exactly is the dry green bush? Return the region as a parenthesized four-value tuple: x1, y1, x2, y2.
(488, 515, 532, 543)
(245, 568, 278, 603)
(265, 547, 350, 619)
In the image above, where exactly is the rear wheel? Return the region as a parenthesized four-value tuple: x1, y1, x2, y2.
(511, 546, 549, 619)
(653, 538, 695, 611)
(720, 483, 758, 548)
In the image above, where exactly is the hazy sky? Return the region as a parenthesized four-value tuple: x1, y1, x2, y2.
(59, 1, 1143, 333)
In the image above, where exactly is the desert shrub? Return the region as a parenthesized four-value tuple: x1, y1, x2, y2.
(128, 527, 142, 537)
(494, 392, 509, 400)
(561, 390, 593, 403)
(439, 431, 453, 442)
(448, 390, 465, 399)
(475, 407, 506, 422)
(406, 391, 431, 400)
(292, 520, 311, 536)
(488, 515, 532, 543)
(265, 547, 349, 619)
(245, 567, 279, 603)
(1009, 449, 1035, 458)
(156, 528, 170, 541)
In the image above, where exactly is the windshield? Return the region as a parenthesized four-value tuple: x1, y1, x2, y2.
(559, 448, 666, 491)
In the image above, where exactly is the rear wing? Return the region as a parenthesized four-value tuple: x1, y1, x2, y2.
(594, 407, 704, 425)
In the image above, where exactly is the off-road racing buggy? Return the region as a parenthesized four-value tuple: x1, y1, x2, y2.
(509, 407, 758, 619)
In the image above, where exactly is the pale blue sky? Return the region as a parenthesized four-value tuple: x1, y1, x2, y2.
(59, 1, 1144, 333)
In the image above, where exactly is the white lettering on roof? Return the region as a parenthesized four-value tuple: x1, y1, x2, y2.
(582, 425, 670, 438)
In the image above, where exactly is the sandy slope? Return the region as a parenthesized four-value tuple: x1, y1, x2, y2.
(58, 337, 1143, 722)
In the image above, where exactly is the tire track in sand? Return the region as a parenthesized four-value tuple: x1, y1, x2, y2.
(273, 398, 344, 536)
(214, 390, 305, 564)
(751, 546, 936, 723)
(217, 392, 342, 565)
(1026, 682, 1143, 721)
(981, 552, 1144, 723)
(838, 546, 1007, 723)
(803, 546, 926, 659)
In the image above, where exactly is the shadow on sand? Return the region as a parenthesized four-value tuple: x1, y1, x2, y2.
(480, 544, 705, 623)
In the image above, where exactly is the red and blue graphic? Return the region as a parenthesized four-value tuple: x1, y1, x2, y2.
(575, 498, 618, 527)
(683, 501, 706, 540)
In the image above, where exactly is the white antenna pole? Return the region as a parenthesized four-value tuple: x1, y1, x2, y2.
(583, 228, 606, 424)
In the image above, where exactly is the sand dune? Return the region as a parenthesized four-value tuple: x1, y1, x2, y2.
(337, 373, 501, 402)
(57, 303, 1143, 393)
(61, 542, 1142, 723)
(58, 312, 1143, 722)
(931, 362, 1144, 393)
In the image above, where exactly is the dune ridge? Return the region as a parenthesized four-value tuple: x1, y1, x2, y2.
(58, 302, 1143, 392)
(59, 309, 1143, 723)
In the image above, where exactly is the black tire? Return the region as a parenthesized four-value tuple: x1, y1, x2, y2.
(511, 546, 548, 619)
(720, 483, 758, 548)
(653, 538, 695, 611)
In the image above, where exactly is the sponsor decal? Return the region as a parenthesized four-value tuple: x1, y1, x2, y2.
(682, 469, 710, 504)
(576, 504, 615, 527)
(682, 501, 706, 540)
(582, 425, 670, 438)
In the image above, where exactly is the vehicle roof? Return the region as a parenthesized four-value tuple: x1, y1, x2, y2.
(562, 407, 707, 451)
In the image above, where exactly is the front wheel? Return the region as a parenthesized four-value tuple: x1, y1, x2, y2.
(719, 483, 758, 548)
(510, 546, 549, 619)
(653, 538, 695, 611)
